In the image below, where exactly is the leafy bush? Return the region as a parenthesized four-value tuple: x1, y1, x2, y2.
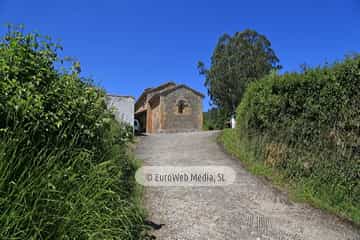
(203, 108, 228, 130)
(0, 26, 144, 239)
(235, 56, 360, 223)
(238, 57, 360, 144)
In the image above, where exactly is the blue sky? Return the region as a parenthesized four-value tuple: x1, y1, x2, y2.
(0, 0, 359, 110)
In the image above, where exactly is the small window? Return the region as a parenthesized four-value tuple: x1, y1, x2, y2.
(177, 100, 186, 114)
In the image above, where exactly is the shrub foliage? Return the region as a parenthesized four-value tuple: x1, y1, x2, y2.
(203, 108, 228, 130)
(0, 26, 144, 239)
(236, 56, 360, 222)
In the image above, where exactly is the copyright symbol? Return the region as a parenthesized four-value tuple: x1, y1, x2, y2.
(146, 174, 152, 182)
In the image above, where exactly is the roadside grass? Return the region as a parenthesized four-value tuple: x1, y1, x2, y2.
(0, 26, 147, 239)
(0, 122, 147, 239)
(219, 128, 360, 225)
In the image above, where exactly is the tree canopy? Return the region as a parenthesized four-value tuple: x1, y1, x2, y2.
(198, 29, 281, 114)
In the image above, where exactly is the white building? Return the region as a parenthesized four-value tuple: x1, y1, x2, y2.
(106, 94, 135, 127)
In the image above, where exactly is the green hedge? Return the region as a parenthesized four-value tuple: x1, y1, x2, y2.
(238, 57, 360, 143)
(0, 26, 144, 239)
(236, 56, 360, 222)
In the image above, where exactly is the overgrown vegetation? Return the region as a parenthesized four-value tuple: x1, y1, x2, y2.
(0, 26, 144, 239)
(203, 108, 228, 130)
(221, 56, 360, 224)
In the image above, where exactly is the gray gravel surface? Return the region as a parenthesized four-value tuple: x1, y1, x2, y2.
(135, 131, 360, 240)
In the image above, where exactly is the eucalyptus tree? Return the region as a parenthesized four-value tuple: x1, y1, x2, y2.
(198, 29, 281, 115)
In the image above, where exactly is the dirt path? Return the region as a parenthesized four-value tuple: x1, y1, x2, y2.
(135, 131, 359, 240)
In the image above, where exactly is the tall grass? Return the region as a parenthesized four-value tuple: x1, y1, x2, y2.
(220, 129, 360, 223)
(0, 122, 145, 239)
(0, 26, 145, 239)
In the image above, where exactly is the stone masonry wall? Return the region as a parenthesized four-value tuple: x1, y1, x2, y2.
(161, 88, 202, 132)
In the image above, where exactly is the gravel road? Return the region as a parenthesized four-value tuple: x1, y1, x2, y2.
(135, 131, 360, 240)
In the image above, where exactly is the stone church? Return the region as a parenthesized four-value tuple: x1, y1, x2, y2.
(135, 82, 204, 133)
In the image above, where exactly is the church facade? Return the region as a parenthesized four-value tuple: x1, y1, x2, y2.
(135, 82, 204, 133)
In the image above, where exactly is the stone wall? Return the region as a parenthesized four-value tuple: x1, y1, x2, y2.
(149, 96, 161, 133)
(161, 88, 203, 132)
